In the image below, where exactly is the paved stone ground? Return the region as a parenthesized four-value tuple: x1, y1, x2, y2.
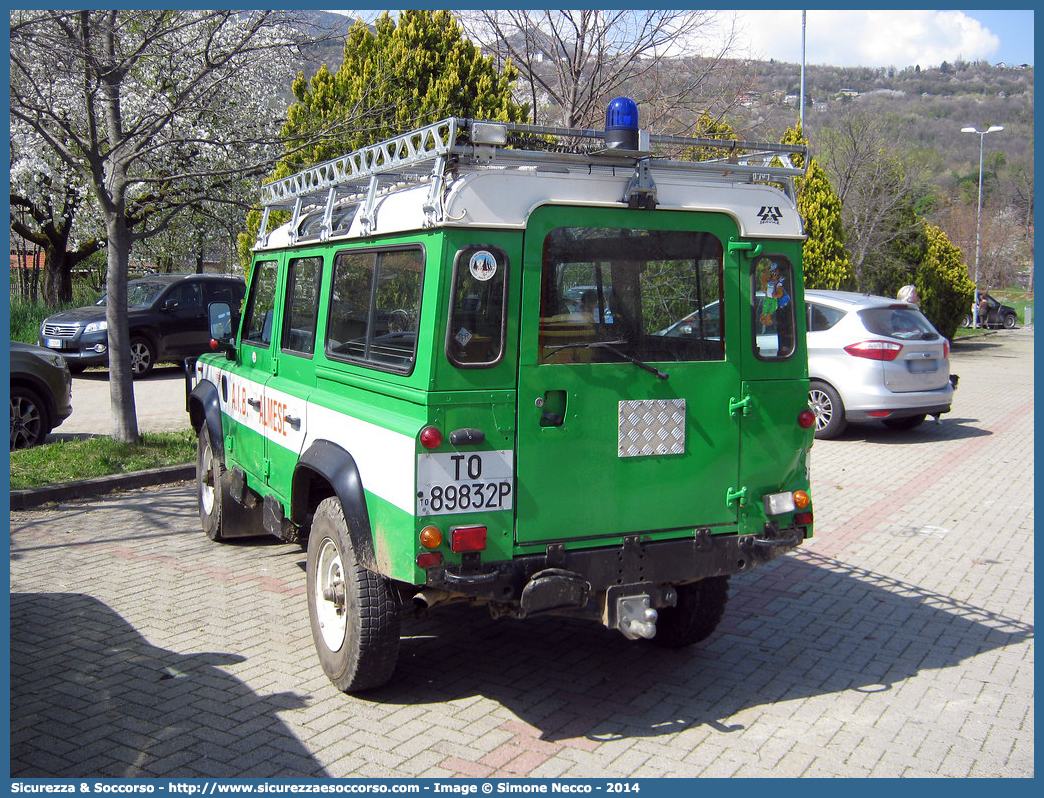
(10, 328, 1033, 778)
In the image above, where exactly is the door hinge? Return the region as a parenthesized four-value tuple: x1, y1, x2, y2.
(728, 240, 763, 258)
(726, 486, 748, 507)
(262, 459, 271, 480)
(729, 394, 753, 417)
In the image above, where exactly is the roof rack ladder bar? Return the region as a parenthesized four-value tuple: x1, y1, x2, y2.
(255, 206, 272, 249)
(357, 175, 380, 235)
(320, 187, 338, 241)
(288, 198, 303, 246)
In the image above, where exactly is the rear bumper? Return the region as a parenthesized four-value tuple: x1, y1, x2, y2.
(423, 523, 807, 605)
(842, 382, 954, 421)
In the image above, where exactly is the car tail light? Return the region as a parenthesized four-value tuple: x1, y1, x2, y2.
(798, 409, 816, 428)
(419, 425, 442, 449)
(844, 340, 903, 361)
(943, 340, 950, 358)
(450, 525, 487, 552)
(795, 512, 813, 526)
(866, 410, 892, 418)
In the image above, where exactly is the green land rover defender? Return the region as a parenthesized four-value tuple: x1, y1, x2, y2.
(188, 99, 816, 692)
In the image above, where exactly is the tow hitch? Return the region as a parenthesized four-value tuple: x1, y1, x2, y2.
(607, 584, 677, 640)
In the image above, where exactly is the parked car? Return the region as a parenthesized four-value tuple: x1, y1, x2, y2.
(962, 293, 1018, 329)
(805, 290, 955, 439)
(39, 274, 245, 377)
(10, 340, 73, 449)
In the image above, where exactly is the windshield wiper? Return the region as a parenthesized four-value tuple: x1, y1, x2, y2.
(542, 340, 670, 380)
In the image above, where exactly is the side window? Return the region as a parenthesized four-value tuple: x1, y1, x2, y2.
(282, 256, 323, 355)
(807, 302, 844, 332)
(447, 245, 508, 368)
(326, 247, 424, 374)
(752, 256, 796, 360)
(242, 260, 279, 346)
(167, 282, 202, 309)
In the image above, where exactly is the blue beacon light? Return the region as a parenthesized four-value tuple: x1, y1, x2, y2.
(605, 96, 639, 150)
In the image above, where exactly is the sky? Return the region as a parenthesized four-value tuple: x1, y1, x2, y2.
(727, 9, 1034, 69)
(343, 9, 1034, 70)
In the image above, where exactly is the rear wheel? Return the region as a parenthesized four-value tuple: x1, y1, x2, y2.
(10, 386, 50, 450)
(129, 336, 155, 378)
(961, 314, 973, 329)
(196, 426, 225, 541)
(651, 576, 730, 648)
(883, 414, 926, 431)
(808, 380, 846, 440)
(307, 497, 400, 692)
(1003, 313, 1017, 329)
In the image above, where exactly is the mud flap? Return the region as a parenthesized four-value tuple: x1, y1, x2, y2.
(519, 568, 591, 616)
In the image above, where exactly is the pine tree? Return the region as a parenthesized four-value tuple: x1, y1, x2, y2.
(917, 223, 975, 339)
(240, 11, 529, 265)
(782, 125, 855, 290)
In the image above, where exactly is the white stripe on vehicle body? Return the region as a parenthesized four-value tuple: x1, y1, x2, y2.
(199, 362, 418, 514)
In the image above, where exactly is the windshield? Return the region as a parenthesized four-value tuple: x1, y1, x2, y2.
(540, 227, 724, 364)
(95, 280, 169, 308)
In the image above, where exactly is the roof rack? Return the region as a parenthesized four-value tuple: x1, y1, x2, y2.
(256, 117, 808, 247)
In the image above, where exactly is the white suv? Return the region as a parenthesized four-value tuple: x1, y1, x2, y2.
(805, 290, 955, 439)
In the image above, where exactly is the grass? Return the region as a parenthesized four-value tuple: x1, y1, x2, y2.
(9, 284, 101, 343)
(10, 430, 196, 490)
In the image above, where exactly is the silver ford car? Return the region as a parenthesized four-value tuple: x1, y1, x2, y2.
(805, 290, 955, 439)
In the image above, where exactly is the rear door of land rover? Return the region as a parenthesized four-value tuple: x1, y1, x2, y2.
(515, 206, 745, 551)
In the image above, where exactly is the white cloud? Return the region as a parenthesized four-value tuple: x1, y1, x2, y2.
(729, 10, 1000, 68)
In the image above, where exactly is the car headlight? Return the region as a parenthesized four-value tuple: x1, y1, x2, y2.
(84, 320, 108, 334)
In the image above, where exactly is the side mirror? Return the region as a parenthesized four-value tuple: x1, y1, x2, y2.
(207, 302, 236, 360)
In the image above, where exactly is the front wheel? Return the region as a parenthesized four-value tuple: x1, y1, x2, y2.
(651, 576, 730, 648)
(306, 497, 400, 692)
(1003, 313, 1017, 329)
(808, 380, 846, 440)
(10, 386, 50, 450)
(196, 425, 225, 541)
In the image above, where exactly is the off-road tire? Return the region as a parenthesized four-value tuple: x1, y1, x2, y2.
(808, 380, 846, 440)
(306, 497, 400, 692)
(196, 425, 225, 541)
(652, 575, 730, 649)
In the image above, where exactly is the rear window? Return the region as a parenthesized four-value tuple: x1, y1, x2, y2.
(859, 307, 939, 340)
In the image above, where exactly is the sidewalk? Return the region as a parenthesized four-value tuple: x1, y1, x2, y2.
(9, 327, 1034, 778)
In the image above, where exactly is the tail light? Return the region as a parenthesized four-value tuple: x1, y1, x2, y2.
(844, 340, 902, 361)
(798, 409, 816, 428)
(943, 340, 950, 358)
(450, 525, 487, 552)
(419, 425, 442, 449)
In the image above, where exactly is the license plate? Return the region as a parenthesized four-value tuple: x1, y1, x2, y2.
(45, 339, 63, 349)
(907, 358, 938, 373)
(417, 450, 514, 516)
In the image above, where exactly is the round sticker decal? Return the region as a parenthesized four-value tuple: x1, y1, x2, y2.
(469, 250, 498, 282)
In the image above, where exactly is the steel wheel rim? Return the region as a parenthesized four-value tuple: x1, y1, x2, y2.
(10, 395, 42, 449)
(315, 538, 348, 652)
(199, 441, 216, 515)
(808, 389, 833, 431)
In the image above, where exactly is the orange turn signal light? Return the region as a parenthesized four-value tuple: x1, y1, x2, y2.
(793, 490, 811, 509)
(419, 526, 442, 549)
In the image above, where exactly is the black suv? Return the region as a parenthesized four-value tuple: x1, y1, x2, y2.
(39, 274, 245, 377)
(963, 294, 1018, 330)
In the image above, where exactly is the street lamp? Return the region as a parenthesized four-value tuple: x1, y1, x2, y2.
(961, 124, 1004, 328)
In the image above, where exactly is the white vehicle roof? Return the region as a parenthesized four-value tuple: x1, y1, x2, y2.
(257, 117, 808, 251)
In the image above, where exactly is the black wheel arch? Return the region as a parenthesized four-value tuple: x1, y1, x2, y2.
(187, 379, 225, 461)
(293, 440, 376, 572)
